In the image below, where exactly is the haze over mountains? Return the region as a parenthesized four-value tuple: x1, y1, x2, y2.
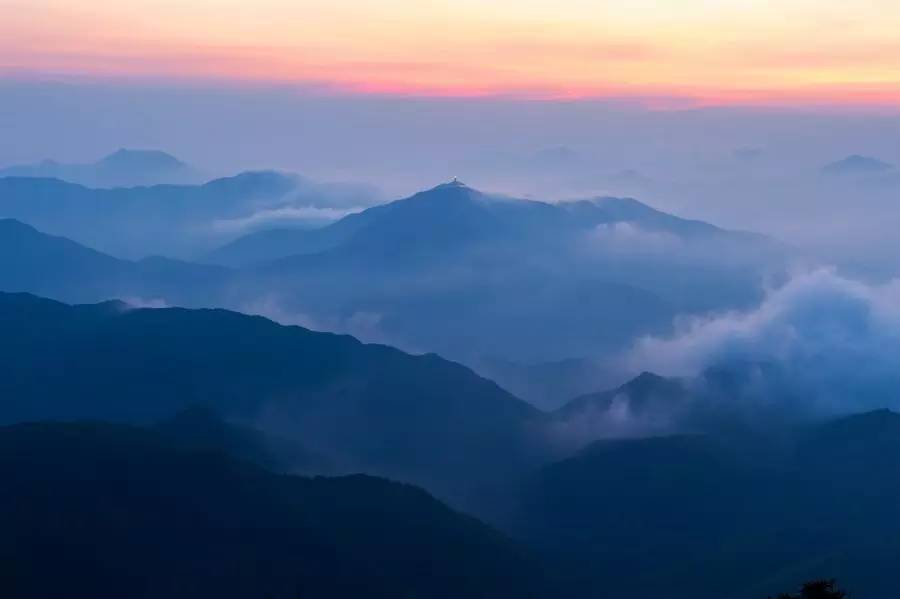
(211, 180, 754, 267)
(0, 156, 381, 258)
(4, 290, 900, 596)
(0, 219, 229, 306)
(223, 181, 793, 391)
(0, 172, 795, 401)
(822, 154, 895, 177)
(9, 81, 900, 276)
(4, 145, 900, 597)
(8, 0, 900, 591)
(0, 149, 204, 188)
(0, 292, 548, 510)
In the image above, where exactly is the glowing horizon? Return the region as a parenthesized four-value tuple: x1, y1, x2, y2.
(4, 0, 900, 107)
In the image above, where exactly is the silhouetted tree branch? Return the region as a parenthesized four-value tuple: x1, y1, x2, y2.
(771, 579, 847, 599)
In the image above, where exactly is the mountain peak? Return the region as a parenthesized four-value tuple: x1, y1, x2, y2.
(428, 178, 472, 192)
(0, 149, 200, 188)
(625, 370, 670, 389)
(823, 154, 894, 176)
(202, 170, 298, 191)
(100, 149, 187, 170)
(410, 179, 480, 203)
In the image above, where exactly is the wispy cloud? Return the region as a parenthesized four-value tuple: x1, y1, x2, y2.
(211, 205, 363, 234)
(625, 269, 900, 412)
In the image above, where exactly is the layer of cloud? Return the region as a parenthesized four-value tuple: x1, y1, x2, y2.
(118, 296, 170, 309)
(211, 205, 363, 234)
(549, 390, 682, 448)
(585, 222, 683, 255)
(240, 295, 401, 349)
(625, 269, 900, 412)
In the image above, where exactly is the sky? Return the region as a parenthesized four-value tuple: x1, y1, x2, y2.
(4, 0, 900, 106)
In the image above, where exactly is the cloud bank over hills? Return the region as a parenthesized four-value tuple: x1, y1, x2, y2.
(3, 157, 900, 598)
(538, 269, 900, 445)
(1, 147, 897, 421)
(628, 269, 900, 413)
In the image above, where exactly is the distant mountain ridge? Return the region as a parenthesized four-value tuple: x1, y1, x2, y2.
(0, 218, 228, 306)
(0, 177, 794, 387)
(211, 181, 734, 267)
(822, 154, 895, 176)
(550, 358, 893, 447)
(0, 170, 380, 258)
(0, 149, 203, 187)
(221, 181, 790, 366)
(556, 371, 690, 420)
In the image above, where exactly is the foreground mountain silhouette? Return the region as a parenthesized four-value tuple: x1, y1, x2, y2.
(0, 421, 550, 598)
(154, 405, 326, 472)
(515, 410, 900, 598)
(0, 292, 546, 507)
(6, 291, 900, 596)
(0, 149, 202, 187)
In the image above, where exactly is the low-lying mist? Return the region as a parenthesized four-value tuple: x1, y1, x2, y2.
(552, 268, 900, 446)
(628, 268, 900, 412)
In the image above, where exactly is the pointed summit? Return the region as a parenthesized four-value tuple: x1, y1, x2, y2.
(99, 148, 187, 170)
(0, 148, 201, 187)
(410, 179, 481, 206)
(428, 177, 471, 193)
(823, 154, 894, 176)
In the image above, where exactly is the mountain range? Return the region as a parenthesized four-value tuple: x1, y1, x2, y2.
(211, 180, 736, 267)
(4, 289, 900, 597)
(0, 291, 548, 510)
(0, 219, 228, 306)
(0, 170, 379, 258)
(0, 421, 550, 598)
(226, 181, 792, 369)
(0, 149, 203, 188)
(0, 177, 795, 399)
(822, 154, 895, 176)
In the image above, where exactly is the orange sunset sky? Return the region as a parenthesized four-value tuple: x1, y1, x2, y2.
(3, 0, 900, 106)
